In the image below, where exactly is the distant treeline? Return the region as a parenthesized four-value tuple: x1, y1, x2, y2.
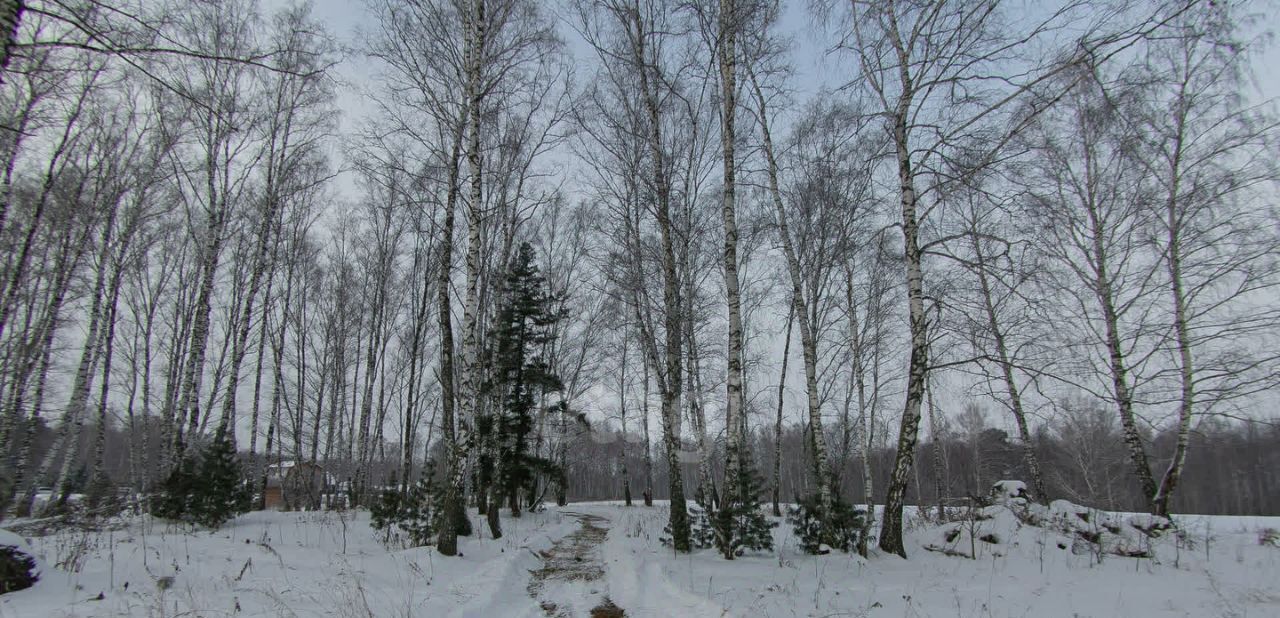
(563, 413, 1280, 517)
(10, 408, 1277, 517)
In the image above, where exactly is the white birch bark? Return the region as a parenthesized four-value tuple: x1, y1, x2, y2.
(626, 0, 690, 550)
(745, 64, 833, 517)
(716, 0, 747, 528)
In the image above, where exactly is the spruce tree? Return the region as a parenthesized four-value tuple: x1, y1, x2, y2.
(191, 430, 251, 528)
(787, 492, 866, 554)
(150, 431, 250, 529)
(481, 243, 565, 523)
(151, 457, 197, 522)
(370, 467, 438, 548)
(713, 450, 776, 557)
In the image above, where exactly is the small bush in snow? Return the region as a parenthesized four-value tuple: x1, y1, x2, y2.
(712, 500, 776, 557)
(710, 460, 776, 557)
(0, 545, 38, 595)
(662, 505, 715, 550)
(787, 493, 866, 555)
(989, 480, 1030, 505)
(1259, 528, 1279, 548)
(370, 470, 438, 548)
(150, 432, 251, 528)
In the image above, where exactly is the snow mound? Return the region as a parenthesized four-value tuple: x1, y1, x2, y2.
(923, 484, 1173, 561)
(923, 504, 1017, 559)
(990, 480, 1030, 505)
(1023, 500, 1171, 557)
(0, 529, 41, 596)
(1259, 528, 1279, 548)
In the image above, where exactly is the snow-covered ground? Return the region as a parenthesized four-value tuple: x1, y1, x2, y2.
(3, 500, 1278, 617)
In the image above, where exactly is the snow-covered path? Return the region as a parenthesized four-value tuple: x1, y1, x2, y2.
(526, 510, 624, 617)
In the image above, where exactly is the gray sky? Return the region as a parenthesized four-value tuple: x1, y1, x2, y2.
(272, 0, 1280, 435)
(292, 0, 1280, 201)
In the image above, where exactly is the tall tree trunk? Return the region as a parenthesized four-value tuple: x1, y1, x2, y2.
(746, 65, 833, 519)
(122, 298, 144, 496)
(619, 336, 631, 506)
(843, 262, 876, 555)
(773, 301, 793, 517)
(880, 100, 928, 558)
(0, 86, 92, 344)
(215, 112, 293, 443)
(260, 273, 291, 509)
(971, 234, 1046, 501)
(136, 291, 158, 491)
(3, 221, 83, 515)
(45, 209, 121, 506)
(925, 377, 945, 519)
(6, 269, 71, 516)
(859, 316, 881, 556)
(1153, 115, 1194, 519)
(1087, 207, 1158, 512)
(173, 209, 228, 463)
(641, 338, 653, 507)
(683, 286, 713, 509)
(630, 1, 688, 551)
(355, 286, 387, 505)
(216, 234, 270, 440)
(247, 259, 279, 502)
(9, 322, 56, 518)
(90, 256, 127, 493)
(435, 113, 468, 557)
(402, 246, 435, 486)
(444, 0, 488, 550)
(717, 0, 746, 542)
(158, 281, 192, 469)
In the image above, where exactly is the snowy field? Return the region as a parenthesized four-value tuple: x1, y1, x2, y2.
(2, 501, 1279, 617)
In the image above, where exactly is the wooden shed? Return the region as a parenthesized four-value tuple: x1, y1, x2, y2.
(263, 461, 326, 511)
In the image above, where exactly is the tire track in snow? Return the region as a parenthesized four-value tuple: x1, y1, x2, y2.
(527, 511, 624, 617)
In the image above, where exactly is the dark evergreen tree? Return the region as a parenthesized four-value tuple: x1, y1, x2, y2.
(189, 431, 251, 528)
(151, 457, 197, 522)
(664, 505, 716, 549)
(662, 458, 775, 554)
(787, 492, 867, 554)
(149, 431, 250, 528)
(0, 545, 38, 595)
(713, 456, 776, 557)
(370, 468, 438, 548)
(83, 472, 120, 515)
(480, 243, 565, 530)
(369, 473, 404, 545)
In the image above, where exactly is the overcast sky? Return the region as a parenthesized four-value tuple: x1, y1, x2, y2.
(285, 0, 1280, 201)
(260, 0, 1280, 431)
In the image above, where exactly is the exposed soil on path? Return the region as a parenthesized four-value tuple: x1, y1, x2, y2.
(527, 511, 624, 617)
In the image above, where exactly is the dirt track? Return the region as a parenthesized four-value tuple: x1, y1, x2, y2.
(527, 511, 624, 617)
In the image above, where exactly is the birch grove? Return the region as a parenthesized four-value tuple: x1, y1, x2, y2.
(0, 0, 1275, 566)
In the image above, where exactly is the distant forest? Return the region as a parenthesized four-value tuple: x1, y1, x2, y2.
(18, 406, 1278, 517)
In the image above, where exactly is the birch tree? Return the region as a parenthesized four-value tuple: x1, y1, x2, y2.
(708, 0, 749, 529)
(935, 186, 1053, 502)
(573, 0, 695, 551)
(741, 28, 837, 525)
(1023, 68, 1165, 512)
(214, 5, 335, 448)
(1126, 0, 1279, 516)
(162, 0, 266, 466)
